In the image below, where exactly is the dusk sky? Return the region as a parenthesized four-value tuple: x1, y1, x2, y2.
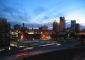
(0, 0, 85, 28)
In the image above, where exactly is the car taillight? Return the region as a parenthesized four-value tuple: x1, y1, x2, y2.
(16, 53, 32, 57)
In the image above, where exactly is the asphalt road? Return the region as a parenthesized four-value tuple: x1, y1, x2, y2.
(0, 41, 83, 60)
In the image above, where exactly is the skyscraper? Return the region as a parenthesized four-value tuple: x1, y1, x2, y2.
(71, 20, 76, 32)
(53, 20, 59, 32)
(75, 23, 80, 32)
(21, 23, 27, 32)
(14, 24, 21, 30)
(0, 18, 10, 48)
(59, 16, 65, 32)
(39, 25, 48, 31)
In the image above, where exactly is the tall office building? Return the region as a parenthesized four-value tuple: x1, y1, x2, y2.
(0, 18, 10, 48)
(75, 23, 80, 32)
(59, 16, 65, 32)
(14, 24, 21, 30)
(53, 20, 59, 32)
(71, 20, 76, 32)
(21, 23, 27, 32)
(39, 25, 48, 31)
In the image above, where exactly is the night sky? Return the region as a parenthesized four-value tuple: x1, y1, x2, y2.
(0, 0, 85, 28)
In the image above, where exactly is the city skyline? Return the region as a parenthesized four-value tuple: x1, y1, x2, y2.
(0, 16, 84, 30)
(0, 0, 85, 28)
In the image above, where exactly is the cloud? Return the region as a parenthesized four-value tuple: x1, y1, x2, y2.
(34, 7, 46, 15)
(0, 6, 32, 23)
(65, 10, 85, 25)
(42, 16, 49, 20)
(1, 7, 21, 17)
